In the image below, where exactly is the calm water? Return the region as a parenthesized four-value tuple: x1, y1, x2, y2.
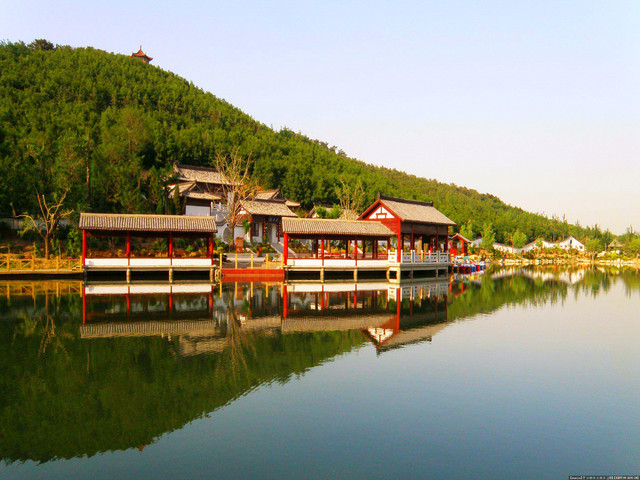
(1, 268, 640, 479)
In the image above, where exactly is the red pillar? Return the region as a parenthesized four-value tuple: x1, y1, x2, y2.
(282, 284, 288, 319)
(168, 232, 173, 257)
(410, 232, 414, 252)
(397, 235, 402, 262)
(82, 230, 87, 265)
(321, 237, 325, 266)
(126, 232, 131, 264)
(284, 233, 289, 264)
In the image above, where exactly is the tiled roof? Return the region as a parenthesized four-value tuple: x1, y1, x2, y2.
(131, 47, 152, 61)
(174, 164, 233, 186)
(254, 189, 280, 200)
(79, 213, 218, 233)
(282, 313, 393, 333)
(449, 233, 471, 243)
(283, 218, 394, 237)
(242, 200, 297, 218)
(379, 323, 450, 351)
(184, 191, 223, 201)
(254, 189, 300, 208)
(376, 195, 456, 226)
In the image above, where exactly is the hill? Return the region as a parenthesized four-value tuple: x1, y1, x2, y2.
(0, 40, 611, 245)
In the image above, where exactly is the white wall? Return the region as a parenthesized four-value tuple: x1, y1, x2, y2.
(185, 204, 211, 216)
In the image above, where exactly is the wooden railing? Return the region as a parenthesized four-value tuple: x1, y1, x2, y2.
(0, 254, 82, 272)
(0, 280, 82, 299)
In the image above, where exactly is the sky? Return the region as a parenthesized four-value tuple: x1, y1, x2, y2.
(2, 1, 639, 234)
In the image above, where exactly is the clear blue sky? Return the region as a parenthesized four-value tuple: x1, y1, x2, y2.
(3, 1, 639, 234)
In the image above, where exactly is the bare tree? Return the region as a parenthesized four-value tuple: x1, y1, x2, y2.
(335, 178, 366, 220)
(16, 191, 73, 259)
(213, 150, 256, 243)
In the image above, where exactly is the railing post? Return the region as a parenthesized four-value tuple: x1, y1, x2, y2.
(220, 252, 223, 270)
(251, 252, 254, 269)
(56, 255, 60, 271)
(6, 254, 9, 272)
(31, 254, 35, 271)
(235, 252, 238, 269)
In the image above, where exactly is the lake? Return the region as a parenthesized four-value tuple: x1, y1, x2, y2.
(1, 267, 640, 479)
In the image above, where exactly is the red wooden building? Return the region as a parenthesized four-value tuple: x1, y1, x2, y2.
(448, 233, 471, 256)
(359, 194, 456, 262)
(281, 195, 455, 281)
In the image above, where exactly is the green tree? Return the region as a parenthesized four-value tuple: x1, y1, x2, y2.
(512, 229, 527, 249)
(481, 223, 496, 250)
(585, 238, 602, 253)
(460, 220, 475, 240)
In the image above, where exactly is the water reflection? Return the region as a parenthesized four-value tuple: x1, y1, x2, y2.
(1, 266, 639, 469)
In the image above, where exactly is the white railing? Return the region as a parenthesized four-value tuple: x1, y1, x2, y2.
(287, 250, 449, 268)
(387, 250, 449, 265)
(85, 257, 213, 268)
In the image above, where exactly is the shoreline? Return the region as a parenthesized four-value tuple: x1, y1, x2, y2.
(493, 257, 640, 268)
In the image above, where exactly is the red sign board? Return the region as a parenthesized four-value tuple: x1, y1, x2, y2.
(235, 237, 244, 253)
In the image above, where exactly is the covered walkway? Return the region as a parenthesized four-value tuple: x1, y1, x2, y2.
(79, 213, 219, 281)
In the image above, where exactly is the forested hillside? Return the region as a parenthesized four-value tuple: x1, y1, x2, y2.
(0, 40, 611, 244)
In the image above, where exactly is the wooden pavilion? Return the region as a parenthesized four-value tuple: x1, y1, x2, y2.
(131, 46, 153, 63)
(281, 195, 455, 281)
(359, 194, 456, 261)
(79, 213, 218, 281)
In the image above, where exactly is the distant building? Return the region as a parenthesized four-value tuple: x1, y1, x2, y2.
(521, 240, 540, 253)
(492, 243, 522, 254)
(254, 188, 300, 209)
(485, 236, 585, 254)
(449, 233, 471, 256)
(549, 236, 585, 252)
(608, 239, 623, 252)
(131, 46, 152, 63)
(169, 164, 232, 219)
(238, 199, 297, 244)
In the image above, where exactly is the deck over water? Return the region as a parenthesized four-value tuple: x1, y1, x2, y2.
(286, 250, 451, 281)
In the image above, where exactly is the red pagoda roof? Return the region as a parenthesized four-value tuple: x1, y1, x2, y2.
(131, 46, 152, 62)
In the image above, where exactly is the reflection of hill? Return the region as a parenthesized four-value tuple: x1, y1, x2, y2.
(446, 267, 640, 322)
(0, 308, 365, 464)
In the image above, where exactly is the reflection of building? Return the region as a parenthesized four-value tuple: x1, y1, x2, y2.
(81, 279, 453, 356)
(490, 268, 587, 285)
(282, 280, 450, 352)
(81, 282, 282, 356)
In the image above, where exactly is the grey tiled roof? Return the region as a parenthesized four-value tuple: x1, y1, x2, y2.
(377, 195, 456, 226)
(79, 213, 218, 232)
(242, 200, 297, 218)
(254, 189, 280, 200)
(174, 164, 233, 185)
(283, 218, 394, 237)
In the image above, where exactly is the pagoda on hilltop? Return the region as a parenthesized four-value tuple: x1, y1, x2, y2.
(131, 46, 152, 63)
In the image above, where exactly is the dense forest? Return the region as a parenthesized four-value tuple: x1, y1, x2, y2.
(0, 40, 615, 246)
